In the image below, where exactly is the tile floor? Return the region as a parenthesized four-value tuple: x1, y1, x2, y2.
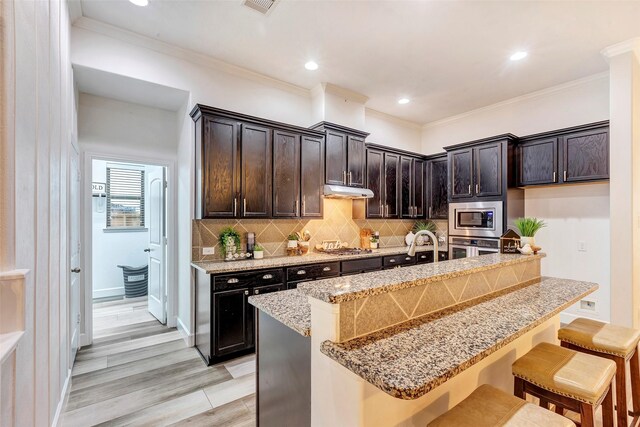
(60, 297, 256, 427)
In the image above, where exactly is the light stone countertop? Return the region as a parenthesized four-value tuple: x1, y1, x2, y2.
(296, 253, 545, 304)
(248, 289, 311, 337)
(191, 244, 447, 274)
(320, 277, 597, 400)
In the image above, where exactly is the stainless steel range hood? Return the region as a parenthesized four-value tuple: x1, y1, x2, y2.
(323, 185, 374, 199)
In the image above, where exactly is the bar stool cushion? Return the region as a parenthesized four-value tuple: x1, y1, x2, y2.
(512, 342, 616, 404)
(558, 317, 640, 358)
(428, 384, 573, 427)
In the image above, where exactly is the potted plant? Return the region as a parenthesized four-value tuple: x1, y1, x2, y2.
(410, 221, 437, 245)
(370, 236, 379, 249)
(253, 243, 265, 260)
(287, 233, 299, 249)
(219, 227, 241, 260)
(514, 217, 546, 247)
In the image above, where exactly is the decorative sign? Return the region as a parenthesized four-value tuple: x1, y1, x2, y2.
(500, 229, 521, 254)
(92, 182, 106, 197)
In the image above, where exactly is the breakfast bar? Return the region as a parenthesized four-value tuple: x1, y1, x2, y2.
(249, 253, 598, 426)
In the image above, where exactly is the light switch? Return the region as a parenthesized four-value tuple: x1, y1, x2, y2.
(577, 241, 586, 252)
(202, 247, 215, 255)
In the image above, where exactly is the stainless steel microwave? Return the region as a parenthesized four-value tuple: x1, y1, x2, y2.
(448, 201, 503, 238)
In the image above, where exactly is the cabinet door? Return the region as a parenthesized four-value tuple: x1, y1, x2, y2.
(213, 287, 251, 356)
(400, 156, 413, 218)
(247, 283, 285, 345)
(273, 130, 300, 217)
(383, 153, 399, 218)
(366, 150, 384, 218)
(202, 116, 239, 218)
(475, 142, 502, 197)
(300, 136, 324, 218)
(562, 127, 609, 182)
(347, 135, 365, 187)
(428, 158, 448, 219)
(413, 159, 425, 219)
(241, 124, 272, 217)
(325, 131, 347, 185)
(518, 138, 558, 186)
(450, 149, 473, 199)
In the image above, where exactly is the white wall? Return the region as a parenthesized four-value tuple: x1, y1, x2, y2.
(421, 73, 611, 323)
(365, 108, 422, 153)
(0, 0, 76, 425)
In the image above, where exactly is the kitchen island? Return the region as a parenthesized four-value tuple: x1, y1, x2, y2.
(248, 253, 597, 426)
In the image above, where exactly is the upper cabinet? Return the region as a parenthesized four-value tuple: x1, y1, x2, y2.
(400, 156, 425, 219)
(427, 154, 448, 219)
(446, 135, 516, 202)
(311, 122, 369, 188)
(191, 105, 325, 219)
(517, 121, 609, 187)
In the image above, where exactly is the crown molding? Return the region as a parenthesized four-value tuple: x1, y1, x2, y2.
(365, 107, 422, 130)
(601, 37, 640, 61)
(72, 17, 311, 98)
(422, 71, 609, 129)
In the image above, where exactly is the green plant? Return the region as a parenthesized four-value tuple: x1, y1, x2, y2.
(253, 244, 264, 252)
(370, 237, 379, 243)
(514, 217, 546, 237)
(287, 233, 299, 241)
(219, 227, 241, 254)
(413, 220, 436, 234)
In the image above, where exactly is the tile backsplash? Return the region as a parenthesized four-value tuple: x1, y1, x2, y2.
(192, 198, 448, 261)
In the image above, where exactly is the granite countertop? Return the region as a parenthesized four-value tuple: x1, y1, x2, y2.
(191, 244, 447, 274)
(320, 277, 597, 400)
(297, 253, 545, 304)
(248, 289, 311, 337)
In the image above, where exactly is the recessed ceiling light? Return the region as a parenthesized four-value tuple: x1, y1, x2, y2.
(398, 98, 410, 105)
(510, 51, 528, 61)
(304, 61, 319, 71)
(129, 0, 149, 6)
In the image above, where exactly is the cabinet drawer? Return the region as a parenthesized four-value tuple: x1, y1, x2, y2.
(286, 262, 340, 282)
(415, 252, 435, 264)
(383, 254, 415, 268)
(341, 257, 382, 274)
(214, 269, 284, 291)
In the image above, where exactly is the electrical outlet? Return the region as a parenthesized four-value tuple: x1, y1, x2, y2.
(202, 247, 215, 255)
(580, 300, 596, 311)
(577, 241, 587, 252)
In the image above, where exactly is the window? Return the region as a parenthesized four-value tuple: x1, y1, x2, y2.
(106, 166, 145, 228)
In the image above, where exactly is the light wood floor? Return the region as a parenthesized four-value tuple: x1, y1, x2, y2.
(60, 297, 257, 427)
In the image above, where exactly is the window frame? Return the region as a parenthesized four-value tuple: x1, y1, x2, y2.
(105, 164, 146, 231)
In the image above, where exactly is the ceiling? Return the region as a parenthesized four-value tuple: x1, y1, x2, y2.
(77, 0, 640, 124)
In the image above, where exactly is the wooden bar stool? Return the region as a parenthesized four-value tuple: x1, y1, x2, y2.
(428, 384, 573, 426)
(512, 342, 616, 427)
(559, 317, 640, 427)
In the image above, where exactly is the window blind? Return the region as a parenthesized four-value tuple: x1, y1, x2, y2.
(106, 167, 145, 228)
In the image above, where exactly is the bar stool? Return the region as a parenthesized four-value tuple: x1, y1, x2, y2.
(512, 342, 616, 427)
(559, 317, 640, 427)
(428, 384, 573, 426)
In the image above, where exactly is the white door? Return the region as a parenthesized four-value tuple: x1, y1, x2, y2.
(147, 167, 166, 323)
(69, 144, 81, 362)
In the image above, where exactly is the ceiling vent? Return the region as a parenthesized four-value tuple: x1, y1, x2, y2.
(243, 0, 277, 15)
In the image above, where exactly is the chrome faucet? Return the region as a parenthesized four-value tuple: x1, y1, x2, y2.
(407, 230, 439, 262)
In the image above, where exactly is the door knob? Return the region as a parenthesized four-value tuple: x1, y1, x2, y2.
(71, 268, 81, 273)
(143, 248, 151, 252)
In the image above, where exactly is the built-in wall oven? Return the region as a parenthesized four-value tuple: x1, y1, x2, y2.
(448, 201, 503, 239)
(449, 237, 500, 260)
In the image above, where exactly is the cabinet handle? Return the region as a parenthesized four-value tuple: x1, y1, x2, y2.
(468, 184, 472, 194)
(563, 170, 567, 181)
(322, 266, 331, 272)
(244, 290, 249, 295)
(420, 255, 427, 259)
(295, 199, 299, 215)
(389, 259, 396, 263)
(254, 289, 259, 295)
(302, 195, 306, 216)
(405, 256, 412, 261)
(380, 203, 383, 217)
(227, 278, 239, 284)
(385, 205, 389, 217)
(243, 198, 247, 214)
(429, 206, 432, 218)
(233, 198, 237, 216)
(476, 184, 479, 194)
(297, 270, 306, 275)
(343, 171, 347, 185)
(553, 171, 557, 182)
(262, 274, 273, 280)
(348, 171, 352, 185)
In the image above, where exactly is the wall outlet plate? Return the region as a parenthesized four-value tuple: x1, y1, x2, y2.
(577, 241, 587, 252)
(580, 300, 596, 311)
(202, 247, 215, 255)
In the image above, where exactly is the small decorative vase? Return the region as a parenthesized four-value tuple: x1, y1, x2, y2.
(225, 241, 236, 259)
(298, 241, 310, 255)
(370, 242, 378, 249)
(253, 251, 264, 259)
(287, 240, 298, 249)
(520, 236, 535, 247)
(416, 235, 426, 246)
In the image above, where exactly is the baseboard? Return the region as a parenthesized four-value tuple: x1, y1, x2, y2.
(166, 314, 177, 328)
(80, 333, 91, 347)
(52, 368, 72, 427)
(177, 317, 194, 347)
(92, 286, 125, 299)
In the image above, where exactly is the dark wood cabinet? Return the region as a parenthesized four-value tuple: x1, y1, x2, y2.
(241, 124, 272, 217)
(273, 130, 300, 217)
(311, 122, 369, 188)
(300, 136, 324, 218)
(427, 155, 449, 219)
(383, 152, 399, 219)
(413, 159, 425, 218)
(213, 287, 251, 357)
(400, 157, 425, 219)
(475, 142, 502, 197)
(365, 149, 384, 218)
(450, 148, 473, 199)
(517, 121, 609, 187)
